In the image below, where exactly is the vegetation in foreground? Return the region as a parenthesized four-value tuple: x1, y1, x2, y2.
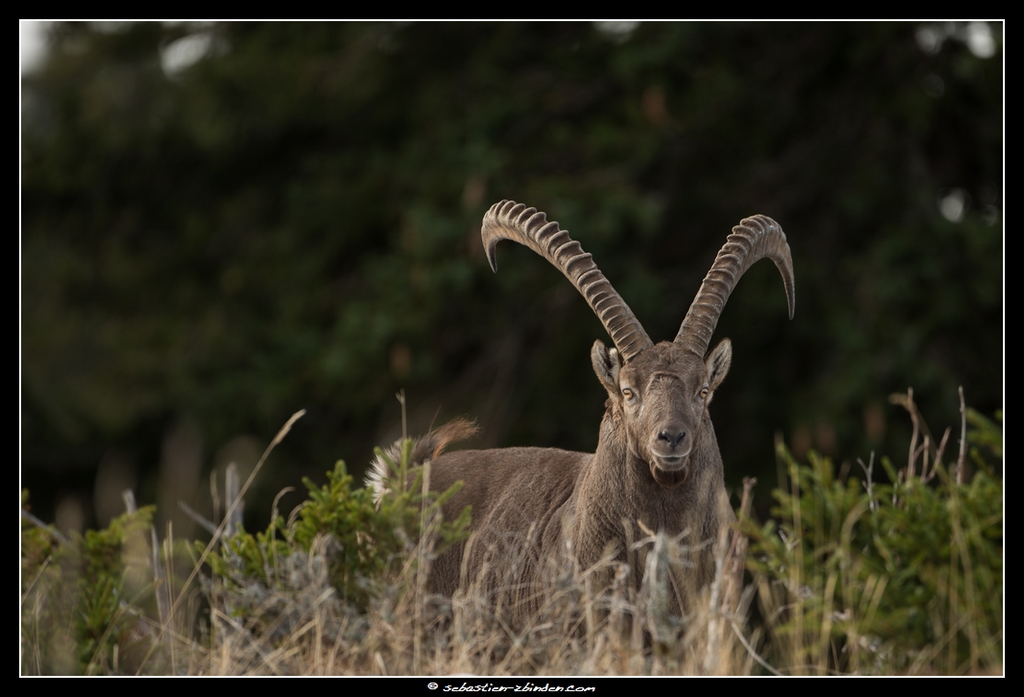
(21, 390, 1002, 675)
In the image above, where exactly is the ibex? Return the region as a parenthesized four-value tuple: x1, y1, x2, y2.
(368, 199, 794, 620)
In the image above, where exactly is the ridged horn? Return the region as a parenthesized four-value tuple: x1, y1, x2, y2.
(676, 215, 795, 357)
(482, 200, 654, 361)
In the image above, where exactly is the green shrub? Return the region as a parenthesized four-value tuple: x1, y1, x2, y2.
(747, 395, 1002, 674)
(202, 440, 470, 616)
(21, 492, 160, 675)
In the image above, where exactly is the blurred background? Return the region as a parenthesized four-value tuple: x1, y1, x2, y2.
(21, 21, 1002, 538)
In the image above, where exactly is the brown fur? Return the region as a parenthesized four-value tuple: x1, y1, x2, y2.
(367, 340, 736, 623)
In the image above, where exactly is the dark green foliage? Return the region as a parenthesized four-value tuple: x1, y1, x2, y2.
(21, 492, 159, 675)
(966, 407, 1002, 463)
(747, 402, 1002, 674)
(21, 22, 1002, 529)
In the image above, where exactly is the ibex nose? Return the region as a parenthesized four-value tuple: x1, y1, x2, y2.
(657, 428, 687, 450)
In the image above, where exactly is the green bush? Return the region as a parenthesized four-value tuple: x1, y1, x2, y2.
(747, 396, 1002, 674)
(21, 492, 160, 675)
(202, 441, 470, 615)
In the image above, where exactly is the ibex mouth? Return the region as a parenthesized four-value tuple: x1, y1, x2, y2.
(655, 454, 688, 470)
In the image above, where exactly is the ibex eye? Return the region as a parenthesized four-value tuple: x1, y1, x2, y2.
(699, 387, 709, 399)
(622, 388, 634, 400)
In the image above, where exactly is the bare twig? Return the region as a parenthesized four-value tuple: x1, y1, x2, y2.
(225, 463, 242, 537)
(396, 389, 408, 441)
(178, 500, 217, 535)
(957, 386, 967, 485)
(889, 388, 943, 484)
(858, 453, 876, 512)
(723, 477, 756, 614)
(20, 509, 70, 545)
(731, 619, 783, 676)
(892, 388, 919, 479)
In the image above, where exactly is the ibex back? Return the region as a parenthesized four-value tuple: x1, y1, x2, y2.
(367, 200, 795, 621)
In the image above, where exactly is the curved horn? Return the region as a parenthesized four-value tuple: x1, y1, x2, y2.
(676, 215, 795, 357)
(482, 200, 654, 361)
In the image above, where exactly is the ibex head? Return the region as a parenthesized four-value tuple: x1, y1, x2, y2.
(482, 201, 795, 489)
(589, 338, 733, 488)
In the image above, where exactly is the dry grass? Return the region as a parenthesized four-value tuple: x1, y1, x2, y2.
(23, 395, 1002, 676)
(187, 521, 764, 676)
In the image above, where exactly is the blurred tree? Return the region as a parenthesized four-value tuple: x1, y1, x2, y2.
(21, 21, 1002, 529)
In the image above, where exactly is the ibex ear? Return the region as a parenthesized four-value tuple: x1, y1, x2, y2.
(591, 340, 621, 394)
(706, 338, 732, 399)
